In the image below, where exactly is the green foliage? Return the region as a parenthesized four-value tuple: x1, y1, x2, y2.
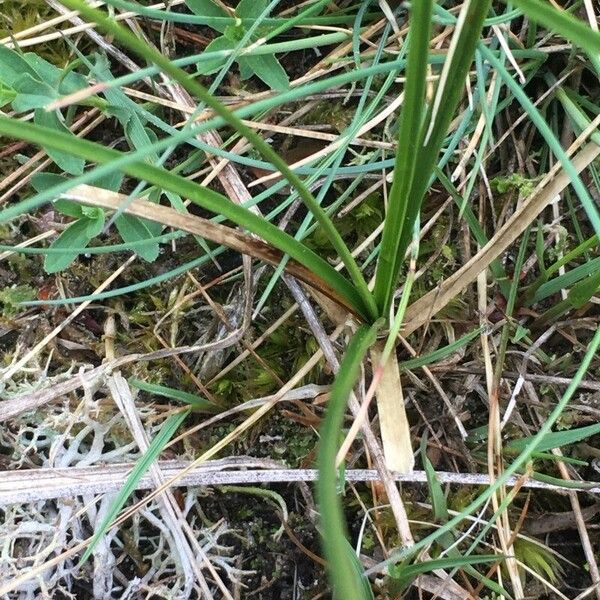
(389, 555, 503, 594)
(188, 0, 289, 90)
(128, 378, 220, 412)
(0, 285, 36, 317)
(317, 322, 381, 600)
(45, 205, 105, 273)
(0, 45, 87, 110)
(512, 539, 562, 584)
(507, 422, 600, 454)
(490, 173, 538, 197)
(1, 1, 600, 597)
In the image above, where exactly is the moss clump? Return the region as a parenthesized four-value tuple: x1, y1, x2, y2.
(0, 285, 36, 317)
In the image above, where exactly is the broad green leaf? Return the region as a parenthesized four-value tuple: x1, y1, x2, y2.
(80, 410, 189, 564)
(22, 52, 88, 95)
(238, 55, 254, 80)
(197, 35, 235, 75)
(507, 422, 600, 453)
(185, 0, 229, 32)
(0, 86, 15, 108)
(114, 214, 161, 262)
(34, 109, 85, 175)
(81, 206, 105, 223)
(31, 172, 68, 194)
(236, 0, 266, 20)
(238, 54, 289, 90)
(44, 215, 103, 273)
(90, 170, 124, 192)
(124, 119, 159, 163)
(129, 378, 219, 412)
(0, 46, 39, 87)
(12, 74, 57, 111)
(54, 199, 85, 219)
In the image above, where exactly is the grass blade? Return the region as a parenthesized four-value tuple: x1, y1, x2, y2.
(368, 327, 600, 575)
(317, 321, 382, 600)
(57, 0, 378, 322)
(0, 117, 371, 320)
(80, 409, 189, 564)
(373, 0, 433, 312)
(509, 0, 600, 55)
(380, 0, 492, 314)
(128, 378, 219, 413)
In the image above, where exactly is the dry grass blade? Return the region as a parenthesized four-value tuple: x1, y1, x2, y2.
(3, 464, 599, 507)
(370, 342, 414, 473)
(60, 184, 359, 316)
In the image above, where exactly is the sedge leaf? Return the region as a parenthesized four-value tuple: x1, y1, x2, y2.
(507, 422, 600, 453)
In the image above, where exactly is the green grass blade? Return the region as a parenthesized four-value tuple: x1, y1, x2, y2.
(317, 321, 382, 600)
(509, 0, 600, 55)
(390, 555, 503, 591)
(80, 409, 189, 564)
(507, 422, 600, 454)
(530, 256, 600, 303)
(373, 0, 433, 312)
(0, 116, 370, 320)
(382, 0, 492, 314)
(58, 0, 378, 322)
(400, 326, 484, 371)
(128, 378, 220, 413)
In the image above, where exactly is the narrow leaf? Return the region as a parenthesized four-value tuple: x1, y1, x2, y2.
(80, 410, 188, 564)
(509, 0, 600, 55)
(507, 422, 600, 453)
(129, 378, 219, 412)
(317, 321, 382, 600)
(373, 0, 433, 312)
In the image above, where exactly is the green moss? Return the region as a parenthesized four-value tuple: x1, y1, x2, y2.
(490, 173, 540, 197)
(0, 2, 73, 66)
(0, 284, 36, 317)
